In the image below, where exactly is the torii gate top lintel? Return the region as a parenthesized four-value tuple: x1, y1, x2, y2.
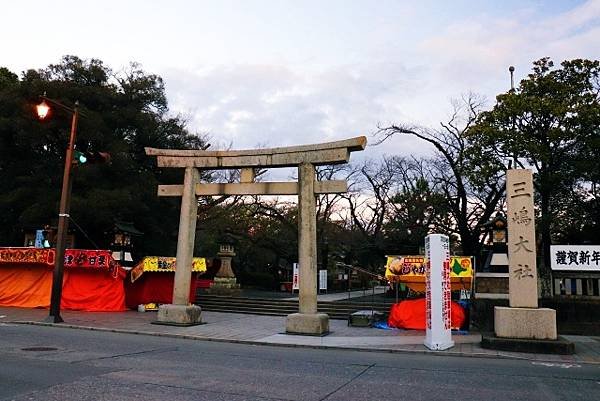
(145, 136, 366, 169)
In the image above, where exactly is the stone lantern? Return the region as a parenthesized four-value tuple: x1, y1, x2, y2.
(474, 212, 510, 301)
(207, 231, 241, 295)
(110, 221, 143, 269)
(488, 213, 509, 273)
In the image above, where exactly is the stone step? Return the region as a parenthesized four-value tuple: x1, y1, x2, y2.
(194, 294, 394, 320)
(196, 294, 394, 308)
(196, 299, 394, 312)
(196, 304, 358, 320)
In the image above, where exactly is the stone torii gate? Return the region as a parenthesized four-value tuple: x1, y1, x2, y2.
(145, 136, 366, 334)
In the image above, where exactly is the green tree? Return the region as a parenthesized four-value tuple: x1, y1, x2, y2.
(0, 56, 208, 256)
(382, 157, 452, 255)
(471, 58, 600, 295)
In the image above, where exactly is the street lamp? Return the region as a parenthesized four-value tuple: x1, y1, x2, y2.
(509, 65, 518, 168)
(36, 93, 80, 323)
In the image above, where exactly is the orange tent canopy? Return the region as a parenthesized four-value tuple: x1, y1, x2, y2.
(0, 247, 126, 311)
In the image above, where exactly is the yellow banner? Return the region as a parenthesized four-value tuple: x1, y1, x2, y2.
(142, 256, 207, 272)
(385, 255, 473, 280)
(130, 256, 207, 283)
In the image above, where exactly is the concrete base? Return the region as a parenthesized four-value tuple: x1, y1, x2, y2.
(495, 306, 557, 340)
(286, 313, 329, 335)
(424, 338, 454, 351)
(155, 304, 202, 326)
(481, 334, 575, 354)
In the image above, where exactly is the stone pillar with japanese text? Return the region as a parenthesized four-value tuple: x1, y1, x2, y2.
(506, 169, 538, 308)
(494, 169, 557, 340)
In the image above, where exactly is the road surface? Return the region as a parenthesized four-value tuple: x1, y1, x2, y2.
(0, 323, 598, 400)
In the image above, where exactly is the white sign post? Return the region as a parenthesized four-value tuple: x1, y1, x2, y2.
(424, 234, 454, 351)
(319, 269, 327, 292)
(292, 263, 299, 292)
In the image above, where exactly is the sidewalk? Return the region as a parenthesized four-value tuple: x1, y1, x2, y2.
(1, 306, 599, 365)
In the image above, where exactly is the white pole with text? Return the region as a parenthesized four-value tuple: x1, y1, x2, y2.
(424, 234, 454, 351)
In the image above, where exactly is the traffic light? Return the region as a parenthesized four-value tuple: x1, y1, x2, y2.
(72, 150, 111, 165)
(73, 150, 88, 164)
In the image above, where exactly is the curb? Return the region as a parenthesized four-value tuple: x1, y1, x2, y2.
(12, 320, 598, 365)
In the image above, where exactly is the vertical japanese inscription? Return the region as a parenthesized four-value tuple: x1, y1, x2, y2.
(425, 236, 431, 330)
(507, 169, 539, 308)
(441, 236, 451, 330)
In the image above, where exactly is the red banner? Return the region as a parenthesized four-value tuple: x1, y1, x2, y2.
(63, 249, 116, 270)
(0, 248, 119, 272)
(0, 248, 55, 265)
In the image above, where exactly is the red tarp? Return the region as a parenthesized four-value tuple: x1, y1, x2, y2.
(0, 265, 126, 311)
(387, 298, 466, 330)
(0, 248, 126, 311)
(125, 273, 198, 309)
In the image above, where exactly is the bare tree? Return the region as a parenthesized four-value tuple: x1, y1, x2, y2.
(375, 95, 506, 258)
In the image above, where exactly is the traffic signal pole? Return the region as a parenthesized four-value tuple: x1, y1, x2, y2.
(45, 103, 79, 323)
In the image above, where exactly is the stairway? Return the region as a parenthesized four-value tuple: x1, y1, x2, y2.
(194, 294, 394, 320)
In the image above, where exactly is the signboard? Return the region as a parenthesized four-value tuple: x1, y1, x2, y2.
(292, 262, 299, 291)
(551, 245, 600, 271)
(0, 247, 117, 270)
(129, 256, 207, 283)
(319, 269, 327, 291)
(0, 247, 125, 279)
(384, 255, 473, 292)
(0, 247, 55, 265)
(424, 234, 454, 351)
(385, 256, 473, 278)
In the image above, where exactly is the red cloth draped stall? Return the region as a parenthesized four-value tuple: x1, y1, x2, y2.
(124, 274, 197, 309)
(124, 256, 207, 309)
(0, 248, 126, 311)
(387, 298, 466, 330)
(0, 265, 51, 308)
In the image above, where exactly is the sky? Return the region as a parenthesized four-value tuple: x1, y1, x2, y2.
(2, 0, 599, 161)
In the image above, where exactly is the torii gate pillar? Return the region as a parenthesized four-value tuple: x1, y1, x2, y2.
(156, 166, 202, 325)
(285, 162, 329, 334)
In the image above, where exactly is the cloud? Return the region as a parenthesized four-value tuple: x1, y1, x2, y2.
(162, 62, 433, 162)
(419, 0, 600, 92)
(158, 0, 600, 172)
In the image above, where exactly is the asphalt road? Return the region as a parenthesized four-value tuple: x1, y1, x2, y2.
(0, 323, 598, 401)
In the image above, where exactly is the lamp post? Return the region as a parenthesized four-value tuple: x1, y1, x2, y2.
(509, 65, 518, 168)
(36, 93, 80, 323)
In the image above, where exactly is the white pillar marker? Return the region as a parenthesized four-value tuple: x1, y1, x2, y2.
(424, 234, 454, 351)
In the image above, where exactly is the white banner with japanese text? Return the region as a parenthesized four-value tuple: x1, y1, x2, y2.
(319, 269, 327, 291)
(292, 263, 300, 290)
(550, 245, 600, 271)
